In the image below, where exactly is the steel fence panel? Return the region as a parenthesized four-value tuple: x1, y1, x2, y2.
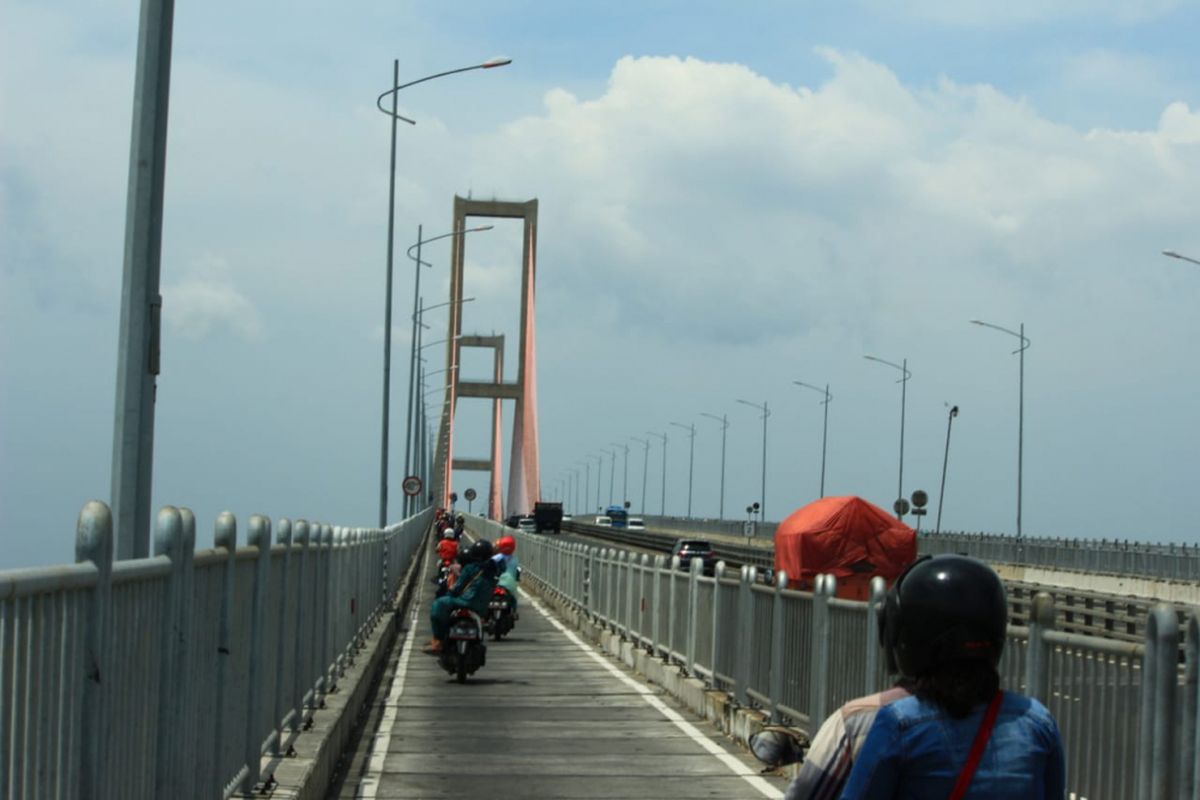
(747, 584, 773, 701)
(826, 600, 869, 711)
(693, 577, 715, 678)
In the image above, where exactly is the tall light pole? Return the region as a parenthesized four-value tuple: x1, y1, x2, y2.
(1163, 250, 1200, 266)
(611, 442, 630, 506)
(605, 448, 617, 505)
(700, 413, 728, 520)
(631, 436, 650, 513)
(376, 57, 509, 522)
(793, 381, 832, 498)
(936, 405, 959, 534)
(670, 422, 696, 518)
(380, 227, 489, 526)
(864, 355, 911, 518)
(736, 400, 770, 524)
(407, 295, 475, 515)
(970, 320, 1030, 542)
(648, 432, 668, 515)
(589, 453, 604, 512)
(579, 460, 590, 516)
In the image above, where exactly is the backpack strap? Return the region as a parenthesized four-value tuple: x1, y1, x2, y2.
(948, 691, 1004, 800)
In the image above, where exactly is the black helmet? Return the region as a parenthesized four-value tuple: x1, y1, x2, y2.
(465, 539, 494, 563)
(879, 555, 1007, 680)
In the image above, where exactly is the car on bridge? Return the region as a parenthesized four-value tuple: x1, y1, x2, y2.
(517, 516, 536, 533)
(593, 515, 612, 527)
(628, 517, 645, 531)
(672, 538, 717, 575)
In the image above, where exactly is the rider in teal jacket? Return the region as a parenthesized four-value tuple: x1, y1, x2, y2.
(423, 540, 499, 653)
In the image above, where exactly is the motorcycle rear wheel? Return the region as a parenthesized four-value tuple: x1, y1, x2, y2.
(456, 657, 468, 683)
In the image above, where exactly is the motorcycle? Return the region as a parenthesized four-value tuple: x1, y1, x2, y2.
(438, 608, 487, 683)
(485, 585, 517, 640)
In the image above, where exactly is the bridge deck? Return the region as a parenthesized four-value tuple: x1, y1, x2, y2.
(333, 551, 786, 799)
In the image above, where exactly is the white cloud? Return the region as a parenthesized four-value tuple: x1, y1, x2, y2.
(163, 255, 262, 340)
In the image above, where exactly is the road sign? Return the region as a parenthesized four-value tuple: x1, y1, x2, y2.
(401, 475, 423, 497)
(893, 498, 911, 516)
(911, 490, 929, 509)
(464, 488, 477, 502)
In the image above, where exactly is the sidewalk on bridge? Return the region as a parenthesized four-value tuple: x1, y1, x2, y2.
(328, 548, 788, 799)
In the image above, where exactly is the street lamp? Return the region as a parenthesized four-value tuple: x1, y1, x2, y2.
(631, 437, 650, 514)
(970, 320, 1030, 542)
(864, 355, 911, 518)
(1163, 250, 1200, 266)
(590, 453, 604, 512)
(611, 442, 630, 506)
(700, 413, 729, 520)
(793, 380, 832, 498)
(736, 400, 770, 524)
(670, 422, 696, 518)
(648, 432, 668, 515)
(375, 57, 508, 524)
(936, 405, 959, 534)
(605, 448, 617, 505)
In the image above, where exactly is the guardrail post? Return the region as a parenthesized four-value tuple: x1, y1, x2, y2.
(666, 556, 680, 663)
(865, 576, 887, 694)
(176, 508, 197, 784)
(626, 552, 637, 638)
(585, 547, 596, 617)
(212, 512, 237, 791)
(271, 518, 292, 755)
(809, 574, 834, 725)
(1181, 612, 1199, 800)
(75, 500, 113, 800)
(652, 555, 664, 655)
(319, 524, 334, 698)
(1136, 605, 1179, 800)
(1024, 591, 1055, 703)
(769, 570, 787, 722)
(734, 565, 753, 706)
(712, 562, 725, 682)
(609, 549, 620, 630)
(686, 557, 701, 675)
(290, 520, 311, 733)
(241, 514, 272, 793)
(153, 506, 189, 797)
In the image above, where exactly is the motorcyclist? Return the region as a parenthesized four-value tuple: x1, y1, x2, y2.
(491, 535, 520, 614)
(452, 512, 466, 540)
(421, 539, 500, 655)
(841, 555, 1065, 799)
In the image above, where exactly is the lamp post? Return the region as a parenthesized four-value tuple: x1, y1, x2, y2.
(591, 454, 604, 512)
(376, 57, 508, 524)
(970, 320, 1030, 542)
(1163, 250, 1200, 266)
(670, 422, 696, 518)
(384, 227, 489, 525)
(605, 448, 617, 505)
(792, 381, 832, 498)
(736, 400, 770, 524)
(407, 295, 475, 515)
(611, 442, 630, 506)
(936, 405, 959, 534)
(648, 432, 668, 515)
(631, 437, 650, 514)
(700, 413, 729, 520)
(864, 355, 911, 518)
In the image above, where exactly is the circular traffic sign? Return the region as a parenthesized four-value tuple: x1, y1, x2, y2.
(401, 475, 423, 497)
(911, 490, 929, 509)
(893, 498, 911, 516)
(464, 488, 477, 502)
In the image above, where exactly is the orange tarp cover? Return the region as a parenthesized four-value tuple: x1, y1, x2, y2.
(774, 496, 916, 591)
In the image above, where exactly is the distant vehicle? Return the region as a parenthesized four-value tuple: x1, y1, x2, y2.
(627, 517, 645, 531)
(593, 516, 612, 527)
(533, 501, 564, 533)
(517, 517, 537, 533)
(605, 504, 629, 529)
(672, 538, 717, 574)
(504, 514, 521, 529)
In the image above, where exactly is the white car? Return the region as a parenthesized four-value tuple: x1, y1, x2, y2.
(593, 515, 612, 527)
(627, 517, 645, 531)
(517, 517, 537, 533)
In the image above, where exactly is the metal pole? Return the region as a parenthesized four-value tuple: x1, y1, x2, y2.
(820, 385, 829, 497)
(936, 406, 958, 534)
(1018, 323, 1024, 543)
(378, 67, 399, 526)
(640, 439, 649, 513)
(898, 358, 906, 511)
(660, 436, 667, 515)
(687, 427, 695, 517)
(402, 225, 422, 517)
(608, 449, 616, 505)
(719, 416, 726, 519)
(761, 403, 768, 523)
(111, 0, 176, 560)
(622, 444, 629, 505)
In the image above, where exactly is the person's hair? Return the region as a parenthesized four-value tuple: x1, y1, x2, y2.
(913, 658, 999, 718)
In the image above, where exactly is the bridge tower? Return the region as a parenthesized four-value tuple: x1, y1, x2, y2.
(432, 197, 540, 518)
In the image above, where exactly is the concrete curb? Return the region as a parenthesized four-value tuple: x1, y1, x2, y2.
(522, 574, 803, 782)
(242, 531, 431, 800)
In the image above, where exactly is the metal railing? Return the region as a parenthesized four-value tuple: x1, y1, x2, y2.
(504, 525, 1200, 800)
(0, 500, 431, 800)
(636, 515, 1200, 583)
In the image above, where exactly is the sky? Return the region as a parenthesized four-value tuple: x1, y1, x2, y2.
(2, 0, 1199, 570)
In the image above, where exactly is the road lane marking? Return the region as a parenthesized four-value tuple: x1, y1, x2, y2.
(520, 588, 785, 799)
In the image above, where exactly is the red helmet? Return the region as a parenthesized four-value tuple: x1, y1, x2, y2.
(496, 535, 516, 555)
